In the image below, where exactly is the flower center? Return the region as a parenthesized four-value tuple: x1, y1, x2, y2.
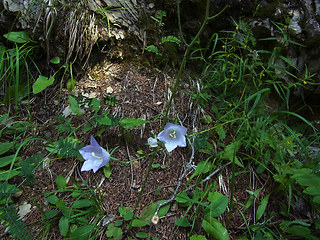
(92, 152, 102, 159)
(93, 159, 102, 166)
(169, 130, 177, 139)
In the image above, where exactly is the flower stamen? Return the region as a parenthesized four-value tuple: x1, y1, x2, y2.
(92, 152, 102, 159)
(169, 130, 177, 139)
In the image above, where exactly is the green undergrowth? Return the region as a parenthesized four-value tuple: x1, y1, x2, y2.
(0, 0, 319, 239)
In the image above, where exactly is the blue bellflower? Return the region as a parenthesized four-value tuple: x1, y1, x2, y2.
(158, 123, 187, 152)
(148, 137, 158, 147)
(79, 136, 110, 173)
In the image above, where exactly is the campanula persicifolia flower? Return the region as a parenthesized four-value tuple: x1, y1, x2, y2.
(158, 123, 187, 152)
(79, 136, 110, 173)
(148, 137, 158, 147)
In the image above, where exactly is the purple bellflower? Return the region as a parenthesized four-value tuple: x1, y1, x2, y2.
(148, 137, 158, 147)
(158, 123, 187, 152)
(79, 136, 110, 173)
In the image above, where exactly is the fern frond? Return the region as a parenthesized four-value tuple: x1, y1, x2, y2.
(0, 204, 32, 240)
(19, 152, 42, 183)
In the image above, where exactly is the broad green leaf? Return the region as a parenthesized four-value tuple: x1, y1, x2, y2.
(45, 209, 59, 219)
(56, 175, 67, 189)
(118, 205, 133, 217)
(0, 155, 17, 168)
(132, 219, 147, 227)
(50, 57, 60, 64)
(190, 235, 208, 240)
(291, 173, 320, 195)
(194, 161, 211, 175)
(0, 170, 21, 181)
(201, 217, 229, 240)
(124, 212, 134, 221)
(280, 221, 311, 237)
(69, 225, 95, 240)
(67, 77, 77, 91)
(313, 196, 320, 204)
(106, 224, 123, 240)
(176, 191, 191, 204)
(256, 193, 270, 221)
(46, 195, 59, 204)
(97, 115, 112, 126)
(0, 141, 15, 155)
(68, 96, 83, 115)
(115, 220, 123, 227)
(222, 141, 243, 168)
(59, 216, 69, 237)
(204, 192, 228, 217)
(90, 98, 100, 112)
(175, 217, 190, 227)
(139, 200, 170, 224)
(33, 76, 55, 94)
(119, 118, 148, 130)
(4, 31, 31, 43)
(136, 232, 149, 238)
(72, 199, 93, 208)
(215, 123, 226, 141)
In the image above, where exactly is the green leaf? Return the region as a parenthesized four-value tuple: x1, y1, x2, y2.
(176, 191, 191, 204)
(175, 217, 190, 227)
(0, 155, 16, 168)
(103, 164, 111, 178)
(119, 118, 148, 130)
(106, 224, 123, 240)
(97, 114, 112, 126)
(139, 200, 170, 224)
(46, 195, 59, 204)
(45, 209, 59, 219)
(72, 199, 93, 208)
(68, 96, 83, 115)
(204, 192, 228, 217)
(69, 225, 95, 240)
(160, 36, 181, 45)
(0, 169, 21, 181)
(4, 31, 31, 43)
(115, 220, 123, 227)
(59, 217, 69, 237)
(215, 123, 226, 141)
(222, 141, 243, 168)
(280, 221, 311, 237)
(190, 235, 208, 240)
(256, 193, 270, 221)
(0, 141, 15, 155)
(56, 175, 67, 189)
(124, 212, 134, 221)
(132, 219, 147, 227)
(202, 217, 229, 240)
(50, 57, 60, 64)
(194, 161, 211, 175)
(33, 76, 55, 94)
(136, 232, 149, 238)
(291, 173, 320, 195)
(67, 77, 77, 91)
(90, 98, 100, 112)
(145, 45, 162, 56)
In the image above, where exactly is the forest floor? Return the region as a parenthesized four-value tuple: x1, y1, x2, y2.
(0, 56, 275, 240)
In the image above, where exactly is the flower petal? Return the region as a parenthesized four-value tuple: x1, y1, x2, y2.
(148, 137, 158, 147)
(90, 136, 100, 147)
(164, 140, 178, 152)
(81, 160, 95, 172)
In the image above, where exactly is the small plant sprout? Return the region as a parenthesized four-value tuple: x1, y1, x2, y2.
(158, 123, 187, 152)
(79, 136, 110, 173)
(148, 137, 158, 147)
